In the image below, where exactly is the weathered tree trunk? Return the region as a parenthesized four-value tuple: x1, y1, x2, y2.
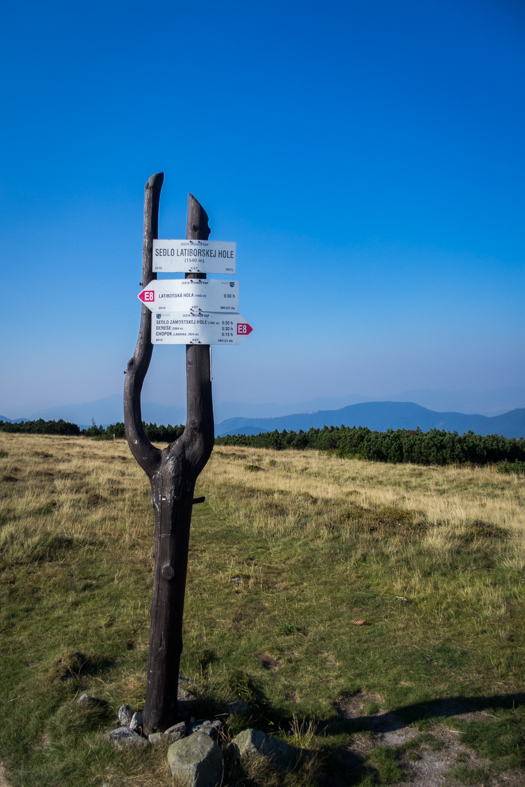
(124, 174, 214, 733)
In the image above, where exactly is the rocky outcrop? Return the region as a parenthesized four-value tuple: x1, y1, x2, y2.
(107, 727, 150, 749)
(228, 728, 302, 770)
(117, 704, 133, 726)
(108, 694, 303, 787)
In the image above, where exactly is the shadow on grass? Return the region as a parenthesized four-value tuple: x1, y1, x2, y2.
(52, 652, 116, 683)
(193, 682, 525, 735)
(324, 691, 525, 735)
(316, 692, 525, 785)
(209, 690, 525, 786)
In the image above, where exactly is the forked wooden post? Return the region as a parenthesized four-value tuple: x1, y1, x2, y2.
(124, 174, 214, 733)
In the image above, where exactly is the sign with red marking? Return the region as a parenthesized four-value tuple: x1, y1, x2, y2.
(138, 279, 239, 312)
(152, 239, 236, 273)
(152, 312, 253, 345)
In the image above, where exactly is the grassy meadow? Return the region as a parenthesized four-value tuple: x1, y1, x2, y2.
(1, 432, 525, 786)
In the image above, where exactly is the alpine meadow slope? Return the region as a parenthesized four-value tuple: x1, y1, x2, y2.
(1, 433, 525, 787)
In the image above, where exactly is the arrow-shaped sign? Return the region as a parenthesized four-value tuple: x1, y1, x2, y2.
(152, 312, 253, 345)
(138, 279, 239, 312)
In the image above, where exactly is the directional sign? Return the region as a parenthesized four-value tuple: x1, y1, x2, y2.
(152, 312, 253, 345)
(138, 279, 239, 312)
(152, 239, 236, 274)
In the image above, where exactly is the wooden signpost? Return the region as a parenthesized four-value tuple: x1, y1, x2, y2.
(123, 173, 252, 733)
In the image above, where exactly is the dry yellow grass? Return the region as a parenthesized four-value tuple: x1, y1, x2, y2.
(208, 445, 525, 531)
(1, 431, 525, 787)
(205, 446, 525, 587)
(3, 434, 522, 532)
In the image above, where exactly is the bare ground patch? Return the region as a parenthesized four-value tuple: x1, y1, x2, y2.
(333, 696, 525, 786)
(255, 652, 282, 671)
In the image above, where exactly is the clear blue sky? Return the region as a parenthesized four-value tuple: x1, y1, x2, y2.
(1, 0, 524, 418)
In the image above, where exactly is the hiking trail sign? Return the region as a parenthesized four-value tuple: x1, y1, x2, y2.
(152, 239, 236, 273)
(123, 173, 252, 734)
(153, 311, 253, 345)
(138, 278, 239, 312)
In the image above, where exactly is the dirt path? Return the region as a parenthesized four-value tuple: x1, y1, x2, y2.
(0, 763, 10, 787)
(334, 692, 525, 786)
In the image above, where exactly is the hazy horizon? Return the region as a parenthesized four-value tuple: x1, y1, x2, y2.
(2, 384, 524, 424)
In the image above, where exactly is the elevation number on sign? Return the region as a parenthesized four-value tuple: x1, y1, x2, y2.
(152, 239, 236, 274)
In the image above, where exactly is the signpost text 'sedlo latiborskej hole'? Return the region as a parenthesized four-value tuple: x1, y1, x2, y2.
(123, 173, 252, 734)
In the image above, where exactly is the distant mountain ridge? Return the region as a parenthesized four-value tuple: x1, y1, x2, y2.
(1, 387, 524, 438)
(2, 385, 525, 425)
(215, 402, 525, 440)
(2, 393, 376, 428)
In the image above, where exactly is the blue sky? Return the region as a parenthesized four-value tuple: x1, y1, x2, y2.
(1, 0, 524, 418)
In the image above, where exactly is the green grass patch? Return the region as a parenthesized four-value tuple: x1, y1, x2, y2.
(1, 435, 525, 785)
(366, 746, 405, 782)
(498, 460, 525, 475)
(448, 707, 525, 770)
(449, 765, 490, 784)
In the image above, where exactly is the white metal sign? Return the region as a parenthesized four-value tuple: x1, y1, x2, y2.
(152, 312, 253, 345)
(138, 279, 239, 312)
(152, 239, 236, 274)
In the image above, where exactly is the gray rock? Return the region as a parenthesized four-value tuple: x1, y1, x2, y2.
(228, 700, 251, 717)
(192, 720, 223, 741)
(108, 727, 149, 750)
(149, 732, 164, 745)
(164, 721, 187, 744)
(117, 704, 133, 726)
(130, 711, 143, 732)
(78, 694, 107, 708)
(167, 732, 223, 787)
(229, 728, 301, 771)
